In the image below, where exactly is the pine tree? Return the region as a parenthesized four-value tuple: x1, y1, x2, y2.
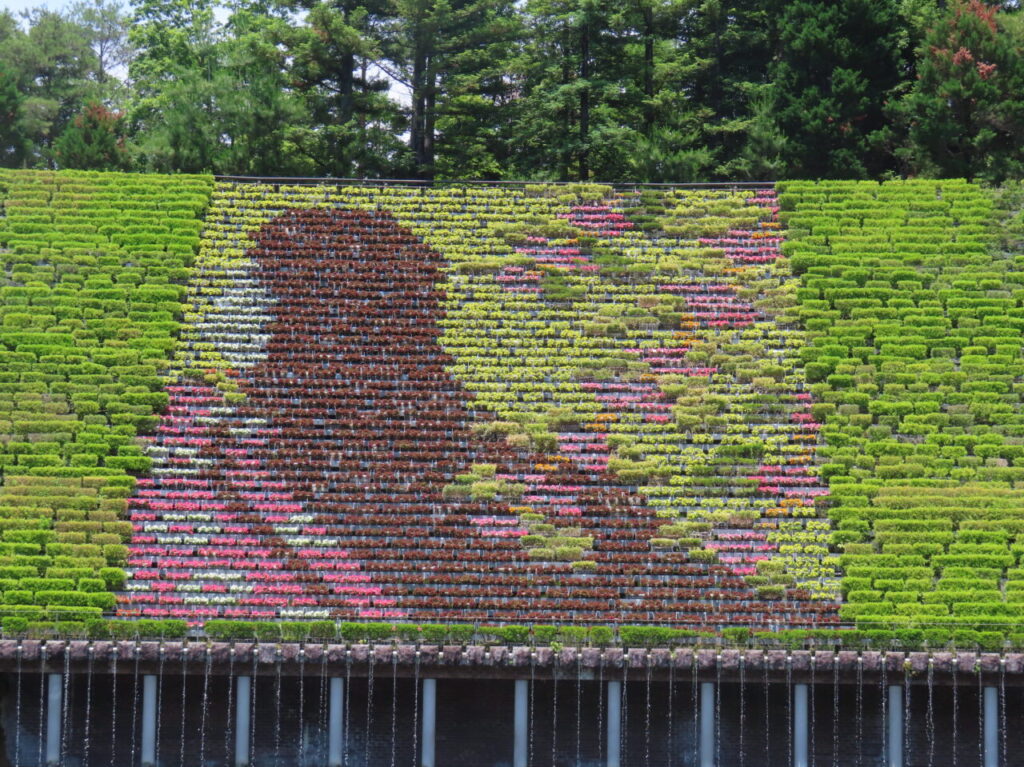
(277, 0, 404, 177)
(387, 0, 521, 180)
(512, 0, 638, 181)
(769, 0, 904, 178)
(899, 0, 1024, 181)
(0, 59, 24, 166)
(53, 101, 128, 169)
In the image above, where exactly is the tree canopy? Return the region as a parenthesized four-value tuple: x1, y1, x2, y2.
(1, 0, 1023, 181)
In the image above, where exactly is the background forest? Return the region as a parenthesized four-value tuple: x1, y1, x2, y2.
(2, 0, 1024, 182)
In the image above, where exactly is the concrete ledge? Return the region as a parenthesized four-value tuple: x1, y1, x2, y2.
(0, 640, 1020, 684)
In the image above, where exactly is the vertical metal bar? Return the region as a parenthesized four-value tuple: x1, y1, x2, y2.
(793, 683, 809, 767)
(45, 674, 62, 767)
(606, 680, 622, 767)
(421, 678, 437, 767)
(140, 674, 157, 767)
(888, 685, 903, 767)
(328, 677, 343, 767)
(235, 676, 251, 767)
(984, 685, 999, 767)
(700, 681, 715, 767)
(514, 679, 528, 767)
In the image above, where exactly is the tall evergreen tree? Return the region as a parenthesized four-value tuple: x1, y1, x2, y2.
(385, 0, 521, 179)
(277, 0, 404, 177)
(899, 0, 1024, 181)
(769, 0, 904, 178)
(513, 0, 638, 181)
(0, 58, 24, 166)
(53, 101, 128, 169)
(0, 9, 98, 166)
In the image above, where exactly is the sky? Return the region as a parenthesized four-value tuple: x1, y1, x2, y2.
(3, 0, 73, 15)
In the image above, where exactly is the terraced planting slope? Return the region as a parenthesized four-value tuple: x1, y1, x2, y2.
(121, 181, 837, 631)
(4, 171, 1023, 647)
(0, 170, 212, 637)
(782, 179, 1024, 646)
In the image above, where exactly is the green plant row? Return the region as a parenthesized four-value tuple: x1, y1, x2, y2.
(3, 617, 1023, 654)
(0, 169, 213, 619)
(781, 179, 1024, 638)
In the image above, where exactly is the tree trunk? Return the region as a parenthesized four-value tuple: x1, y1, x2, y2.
(339, 51, 355, 124)
(643, 3, 654, 136)
(423, 65, 436, 180)
(579, 16, 590, 181)
(411, 43, 427, 176)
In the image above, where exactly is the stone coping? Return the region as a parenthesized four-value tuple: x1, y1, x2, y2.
(0, 641, 1021, 684)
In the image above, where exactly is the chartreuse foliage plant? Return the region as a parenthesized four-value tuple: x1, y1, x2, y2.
(782, 178, 1024, 640)
(0, 169, 212, 636)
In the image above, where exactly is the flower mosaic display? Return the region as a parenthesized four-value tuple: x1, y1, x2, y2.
(121, 181, 838, 629)
(6, 171, 1018, 644)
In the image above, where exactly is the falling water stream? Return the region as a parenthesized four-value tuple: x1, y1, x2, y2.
(225, 649, 235, 764)
(786, 658, 793, 766)
(274, 650, 283, 767)
(297, 648, 305, 767)
(644, 663, 652, 767)
(855, 657, 863, 767)
(60, 643, 71, 766)
(575, 656, 582, 766)
(318, 651, 328, 764)
(926, 659, 935, 767)
(13, 644, 21, 767)
(36, 646, 45, 767)
(880, 654, 888, 764)
(552, 672, 559, 767)
(904, 670, 911, 764)
(621, 664, 628, 766)
(667, 661, 674, 762)
(738, 656, 745, 767)
(83, 646, 93, 767)
(809, 656, 816, 767)
(200, 647, 211, 767)
(155, 649, 166, 767)
(763, 658, 771, 761)
(977, 668, 984, 767)
(1000, 661, 1007, 766)
(342, 651, 350, 767)
(412, 654, 419, 767)
(179, 651, 188, 767)
(249, 654, 259, 767)
(832, 655, 839, 767)
(390, 651, 397, 767)
(715, 655, 722, 767)
(597, 659, 604, 765)
(110, 646, 118, 767)
(528, 655, 535, 767)
(694, 658, 701, 765)
(366, 654, 375, 767)
(952, 659, 959, 767)
(131, 645, 141, 765)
